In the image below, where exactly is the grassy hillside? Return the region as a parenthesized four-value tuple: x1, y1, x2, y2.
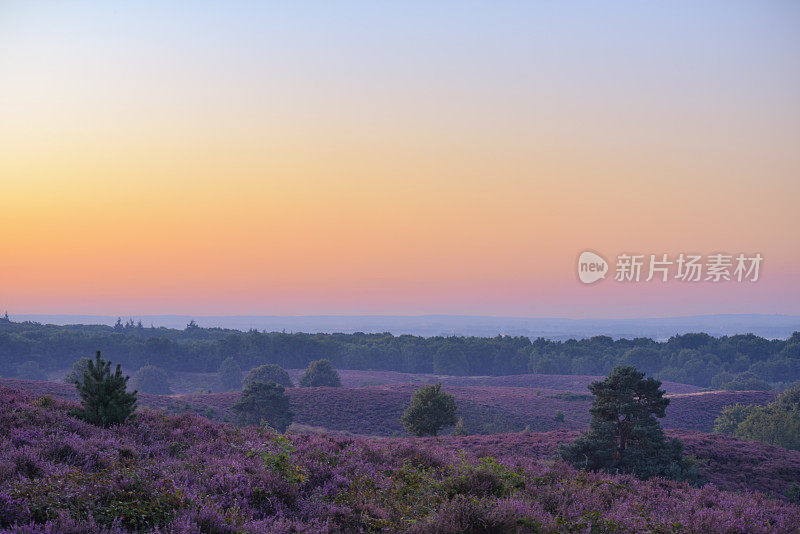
(1, 386, 797, 533)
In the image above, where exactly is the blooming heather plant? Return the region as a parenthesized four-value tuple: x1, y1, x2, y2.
(1, 385, 799, 533)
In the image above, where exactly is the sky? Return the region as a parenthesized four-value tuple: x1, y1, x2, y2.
(1, 1, 799, 318)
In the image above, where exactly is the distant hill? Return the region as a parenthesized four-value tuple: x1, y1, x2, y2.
(11, 313, 800, 339)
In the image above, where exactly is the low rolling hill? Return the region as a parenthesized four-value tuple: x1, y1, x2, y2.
(0, 377, 775, 436)
(399, 429, 800, 500)
(123, 369, 703, 396)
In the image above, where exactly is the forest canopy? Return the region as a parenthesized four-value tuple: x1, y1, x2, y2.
(0, 317, 798, 390)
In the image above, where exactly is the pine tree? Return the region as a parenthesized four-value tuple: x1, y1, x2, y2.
(73, 351, 137, 427)
(558, 365, 701, 484)
(401, 382, 458, 437)
(232, 380, 293, 431)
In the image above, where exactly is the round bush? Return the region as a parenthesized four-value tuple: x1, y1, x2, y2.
(132, 365, 172, 395)
(64, 357, 92, 386)
(218, 357, 243, 391)
(244, 364, 293, 388)
(298, 359, 341, 387)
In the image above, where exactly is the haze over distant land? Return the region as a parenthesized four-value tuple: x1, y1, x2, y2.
(10, 314, 800, 340)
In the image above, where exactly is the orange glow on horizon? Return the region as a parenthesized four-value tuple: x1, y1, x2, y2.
(1, 2, 799, 317)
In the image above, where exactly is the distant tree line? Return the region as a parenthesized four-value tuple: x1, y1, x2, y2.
(1, 317, 798, 389)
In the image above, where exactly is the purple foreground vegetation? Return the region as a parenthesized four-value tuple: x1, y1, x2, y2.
(1, 386, 799, 533)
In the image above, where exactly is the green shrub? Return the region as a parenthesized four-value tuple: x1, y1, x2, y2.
(720, 371, 772, 391)
(402, 382, 457, 437)
(33, 395, 53, 408)
(132, 365, 172, 395)
(244, 363, 292, 388)
(298, 359, 341, 387)
(714, 404, 756, 435)
(444, 456, 525, 498)
(713, 387, 800, 451)
(451, 417, 468, 436)
(218, 357, 243, 391)
(232, 380, 293, 431)
(248, 432, 307, 485)
(64, 357, 92, 386)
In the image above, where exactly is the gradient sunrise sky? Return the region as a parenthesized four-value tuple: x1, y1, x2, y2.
(1, 1, 799, 318)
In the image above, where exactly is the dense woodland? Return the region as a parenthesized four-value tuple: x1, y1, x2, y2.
(1, 316, 799, 389)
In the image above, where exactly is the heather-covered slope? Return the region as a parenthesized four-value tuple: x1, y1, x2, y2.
(404, 429, 800, 500)
(0, 378, 776, 435)
(45, 369, 702, 396)
(1, 386, 798, 533)
(175, 386, 775, 435)
(283, 369, 703, 394)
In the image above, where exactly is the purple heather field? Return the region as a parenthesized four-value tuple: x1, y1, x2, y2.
(1, 381, 799, 533)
